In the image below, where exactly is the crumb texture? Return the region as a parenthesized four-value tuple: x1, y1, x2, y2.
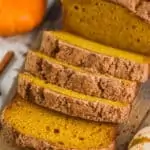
(2, 96, 116, 150)
(61, 0, 150, 56)
(17, 73, 131, 123)
(40, 31, 149, 82)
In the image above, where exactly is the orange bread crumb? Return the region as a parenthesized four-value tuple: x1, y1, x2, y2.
(1, 95, 116, 150)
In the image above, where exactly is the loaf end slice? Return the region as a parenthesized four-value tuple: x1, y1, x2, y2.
(1, 95, 116, 150)
(25, 50, 138, 103)
(17, 73, 131, 124)
(40, 31, 149, 82)
(62, 0, 150, 55)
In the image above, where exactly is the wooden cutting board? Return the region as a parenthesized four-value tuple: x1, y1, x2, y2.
(0, 129, 21, 150)
(117, 80, 150, 149)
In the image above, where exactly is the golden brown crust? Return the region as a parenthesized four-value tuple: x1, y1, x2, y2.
(17, 74, 131, 124)
(25, 51, 138, 103)
(0, 100, 116, 150)
(40, 31, 149, 82)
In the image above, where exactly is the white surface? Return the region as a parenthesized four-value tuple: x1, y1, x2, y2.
(0, 0, 55, 111)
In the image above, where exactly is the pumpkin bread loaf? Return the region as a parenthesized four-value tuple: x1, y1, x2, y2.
(62, 0, 150, 55)
(40, 31, 149, 82)
(1, 95, 116, 150)
(25, 50, 138, 103)
(17, 73, 131, 124)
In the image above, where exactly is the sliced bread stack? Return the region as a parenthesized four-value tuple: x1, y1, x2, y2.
(1, 30, 148, 150)
(62, 0, 150, 56)
(17, 31, 143, 124)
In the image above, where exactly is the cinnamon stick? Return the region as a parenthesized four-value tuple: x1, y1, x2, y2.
(0, 51, 14, 74)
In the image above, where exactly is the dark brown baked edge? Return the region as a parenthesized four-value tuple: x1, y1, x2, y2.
(25, 50, 138, 103)
(0, 98, 116, 150)
(17, 74, 131, 124)
(40, 31, 149, 82)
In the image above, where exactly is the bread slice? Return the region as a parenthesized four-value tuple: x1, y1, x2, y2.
(17, 73, 131, 123)
(62, 0, 150, 55)
(1, 95, 116, 150)
(25, 50, 138, 103)
(40, 31, 149, 82)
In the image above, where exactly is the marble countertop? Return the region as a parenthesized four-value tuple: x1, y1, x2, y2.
(0, 0, 55, 111)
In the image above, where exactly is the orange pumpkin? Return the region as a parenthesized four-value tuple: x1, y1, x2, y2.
(0, 0, 46, 36)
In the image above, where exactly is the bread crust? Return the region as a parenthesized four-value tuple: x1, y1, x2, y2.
(40, 32, 149, 82)
(0, 100, 116, 150)
(108, 0, 140, 11)
(17, 74, 131, 124)
(101, 0, 150, 23)
(25, 51, 138, 103)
